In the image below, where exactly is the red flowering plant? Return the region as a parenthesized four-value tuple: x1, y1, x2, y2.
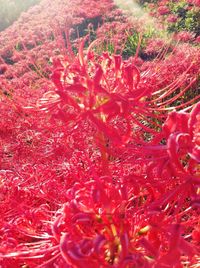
(163, 103, 200, 174)
(1, 34, 199, 267)
(0, 0, 200, 267)
(1, 33, 200, 267)
(37, 36, 146, 148)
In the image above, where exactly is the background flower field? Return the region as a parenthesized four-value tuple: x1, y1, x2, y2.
(0, 0, 199, 267)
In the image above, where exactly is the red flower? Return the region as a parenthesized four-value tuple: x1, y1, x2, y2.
(0, 64, 7, 75)
(163, 102, 200, 175)
(167, 14, 178, 23)
(38, 37, 148, 147)
(158, 6, 170, 15)
(175, 31, 195, 42)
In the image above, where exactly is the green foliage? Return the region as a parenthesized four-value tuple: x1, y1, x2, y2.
(142, 0, 200, 37)
(15, 42, 23, 51)
(122, 26, 158, 58)
(184, 8, 200, 34)
(169, 0, 187, 14)
(167, 5, 200, 35)
(138, 0, 158, 5)
(166, 0, 199, 35)
(94, 41, 115, 55)
(123, 31, 142, 57)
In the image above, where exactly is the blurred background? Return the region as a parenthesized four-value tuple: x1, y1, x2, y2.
(0, 0, 40, 31)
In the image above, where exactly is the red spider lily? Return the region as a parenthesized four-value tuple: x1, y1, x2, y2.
(34, 38, 200, 267)
(175, 31, 195, 43)
(157, 6, 170, 15)
(39, 36, 200, 150)
(37, 36, 149, 147)
(163, 102, 200, 176)
(0, 0, 200, 267)
(167, 14, 178, 23)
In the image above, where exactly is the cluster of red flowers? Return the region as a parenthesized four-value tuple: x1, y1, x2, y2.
(0, 0, 200, 267)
